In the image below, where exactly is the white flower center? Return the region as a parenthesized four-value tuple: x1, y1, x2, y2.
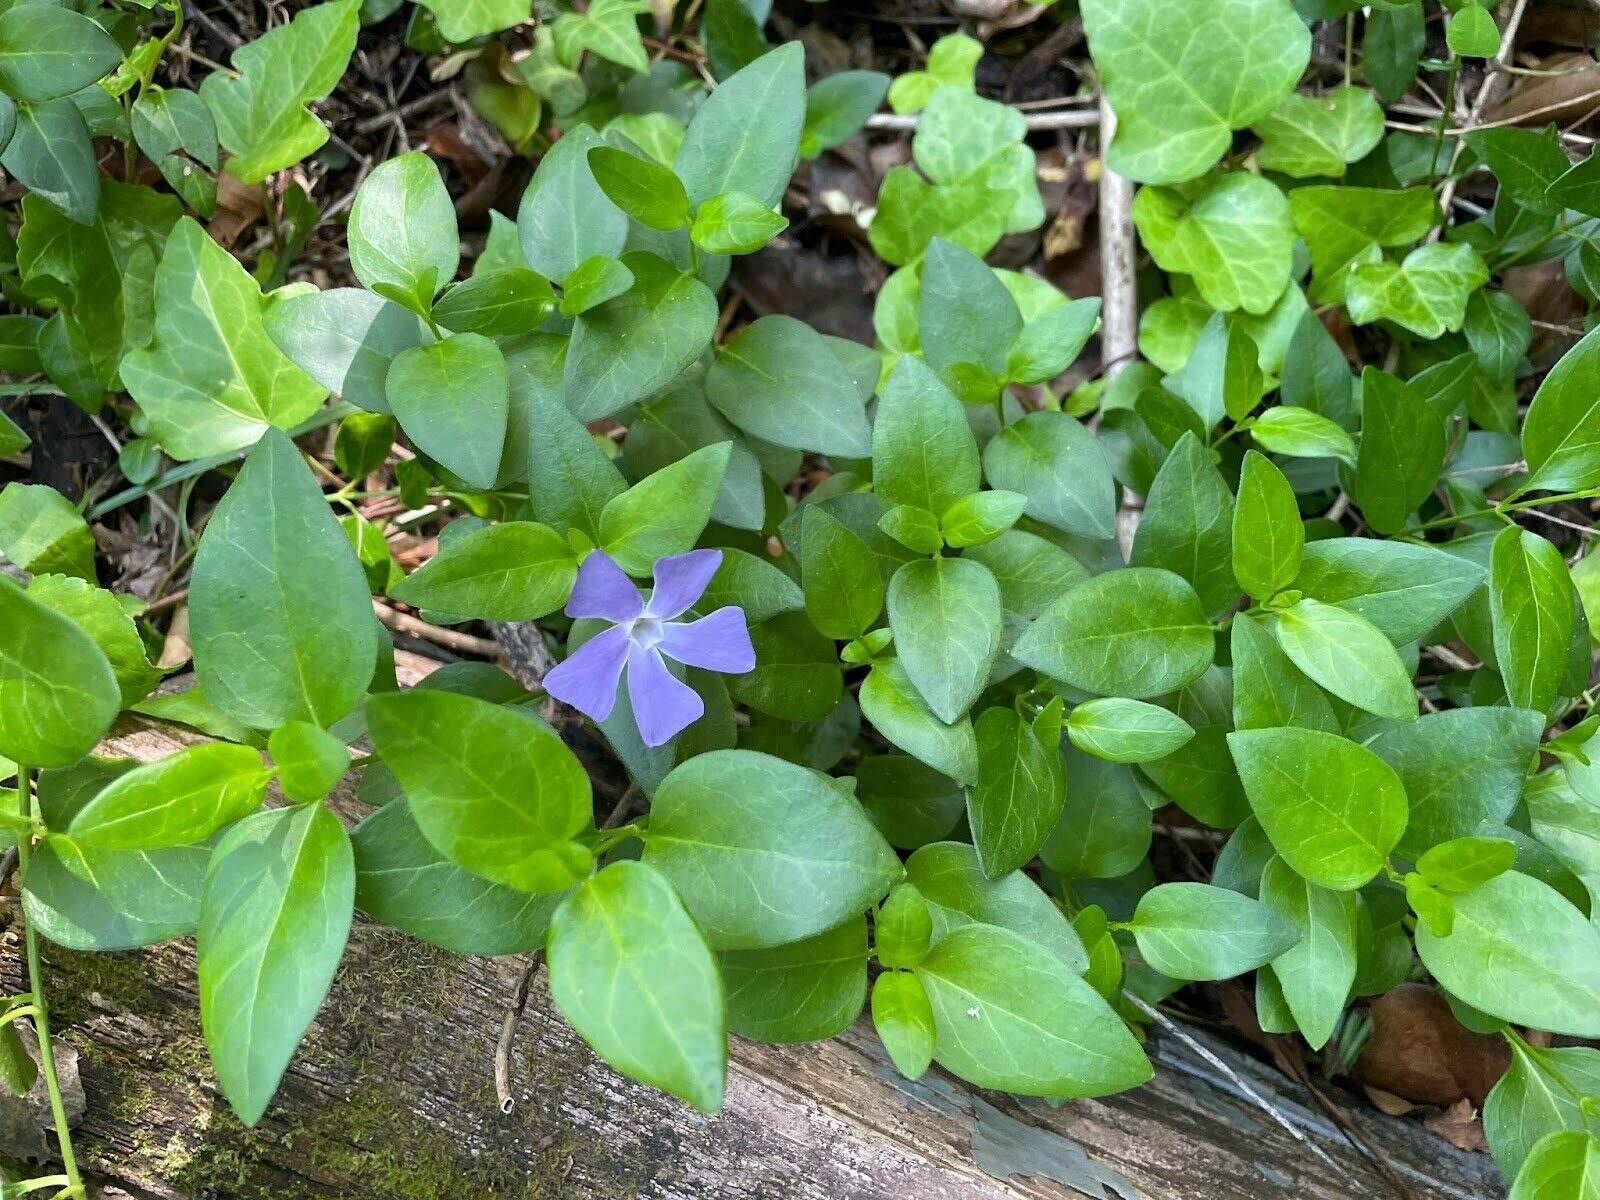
(627, 615, 665, 650)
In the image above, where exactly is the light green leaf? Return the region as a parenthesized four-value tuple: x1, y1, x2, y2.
(348, 152, 459, 312)
(1295, 537, 1487, 645)
(598, 441, 730, 575)
(552, 0, 650, 73)
(1131, 881, 1299, 981)
(689, 189, 787, 254)
(873, 970, 935, 1079)
(886, 31, 978, 115)
(1251, 85, 1384, 178)
(723, 916, 868, 1043)
(588, 146, 689, 231)
(0, 575, 119, 769)
(385, 333, 508, 490)
(1484, 1042, 1600, 1180)
(0, 482, 94, 581)
(415, 0, 529, 42)
(188, 429, 379, 730)
(1231, 612, 1339, 734)
(914, 87, 1041, 235)
(267, 721, 349, 805)
(23, 835, 206, 951)
(198, 803, 353, 1124)
(886, 557, 1002, 723)
(1232, 450, 1302, 601)
(858, 660, 979, 784)
(1067, 698, 1195, 764)
(1288, 185, 1436, 304)
(1227, 727, 1409, 890)
(1418, 836, 1517, 894)
(1346, 242, 1490, 339)
(393, 521, 575, 621)
(1011, 567, 1214, 699)
(1492, 526, 1575, 716)
(1250, 406, 1358, 463)
(968, 703, 1065, 878)
(1415, 872, 1600, 1038)
(26, 575, 161, 707)
(122, 219, 327, 460)
(1447, 2, 1501, 57)
(982, 411, 1115, 540)
(1272, 598, 1417, 721)
(547, 859, 726, 1112)
(68, 743, 267, 850)
(1522, 324, 1600, 494)
(1133, 172, 1294, 314)
(433, 268, 555, 335)
(1507, 1131, 1600, 1200)
(1257, 855, 1357, 1049)
(198, 0, 361, 184)
(1081, 0, 1310, 184)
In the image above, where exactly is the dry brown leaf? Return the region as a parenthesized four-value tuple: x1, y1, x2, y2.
(1484, 51, 1600, 126)
(1353, 984, 1509, 1108)
(1425, 1099, 1488, 1153)
(207, 172, 265, 248)
(1362, 1085, 1419, 1117)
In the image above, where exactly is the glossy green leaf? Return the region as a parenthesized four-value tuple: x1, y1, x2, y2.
(1294, 537, 1487, 645)
(393, 521, 575, 621)
(385, 333, 509, 491)
(723, 915, 868, 1043)
(873, 355, 980, 518)
(1346, 242, 1490, 340)
(981, 411, 1115, 540)
(262, 288, 430, 414)
(1131, 881, 1299, 981)
(1066, 698, 1195, 764)
(267, 721, 350, 805)
(1232, 450, 1302, 600)
(68, 743, 268, 850)
(1354, 368, 1447, 535)
(1251, 85, 1384, 178)
(516, 126, 627, 282)
(675, 43, 804, 209)
(858, 660, 979, 784)
(886, 557, 1001, 723)
(348, 151, 459, 313)
(968, 703, 1065, 878)
(0, 482, 95, 582)
(1288, 185, 1436, 304)
(689, 189, 788, 255)
(1131, 433, 1238, 616)
(1491, 526, 1575, 716)
(1522, 325, 1600, 494)
(588, 146, 689, 231)
(1257, 855, 1357, 1049)
(1133, 172, 1294, 314)
(1272, 598, 1417, 721)
(0, 575, 119, 769)
(598, 441, 730, 575)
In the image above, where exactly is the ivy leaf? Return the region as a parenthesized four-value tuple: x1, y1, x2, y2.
(914, 88, 1042, 235)
(1131, 881, 1299, 981)
(1228, 727, 1408, 890)
(886, 31, 979, 115)
(1250, 85, 1384, 178)
(0, 482, 95, 581)
(914, 923, 1151, 1096)
(552, 0, 650, 73)
(188, 428, 379, 730)
(198, 803, 354, 1125)
(868, 167, 1009, 267)
(705, 316, 871, 456)
(643, 749, 903, 949)
(414, 0, 529, 42)
(1288, 185, 1437, 304)
(1132, 173, 1295, 314)
(347, 151, 459, 315)
(723, 916, 868, 1044)
(1415, 871, 1600, 1038)
(1354, 367, 1447, 535)
(122, 219, 327, 459)
(547, 860, 727, 1113)
(0, 576, 119, 769)
(366, 690, 593, 893)
(1491, 526, 1575, 716)
(1345, 242, 1490, 339)
(1257, 856, 1358, 1049)
(385, 333, 508, 491)
(131, 86, 220, 216)
(1011, 568, 1215, 699)
(1272, 598, 1417, 721)
(1522, 325, 1600, 493)
(1081, 0, 1310, 184)
(981, 411, 1116, 540)
(198, 0, 361, 184)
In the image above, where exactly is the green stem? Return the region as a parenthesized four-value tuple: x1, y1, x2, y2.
(1405, 487, 1600, 535)
(15, 769, 83, 1196)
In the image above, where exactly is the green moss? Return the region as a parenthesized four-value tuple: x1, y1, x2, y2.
(39, 946, 153, 1025)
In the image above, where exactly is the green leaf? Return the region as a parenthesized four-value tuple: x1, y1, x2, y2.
(1231, 611, 1338, 734)
(551, 0, 649, 72)
(1130, 432, 1238, 617)
(1161, 312, 1263, 430)
(565, 252, 718, 420)
(1484, 1042, 1600, 1180)
(0, 482, 94, 581)
(1464, 289, 1531, 385)
(1418, 836, 1517, 894)
(729, 612, 842, 721)
(801, 70, 889, 157)
(385, 333, 508, 491)
(1012, 567, 1214, 699)
(367, 690, 592, 893)
(1295, 537, 1487, 645)
(705, 315, 871, 457)
(907, 846, 1084, 977)
(723, 916, 868, 1043)
(1131, 881, 1299, 981)
(352, 798, 561, 956)
(1467, 127, 1570, 217)
(1007, 297, 1101, 385)
(262, 288, 430, 414)
(856, 755, 964, 850)
(800, 505, 883, 640)
(122, 219, 327, 459)
(675, 43, 804, 209)
(1354, 367, 1447, 535)
(872, 355, 980, 518)
(1369, 707, 1544, 858)
(1132, 173, 1294, 314)
(1254, 406, 1356, 464)
(267, 721, 350, 805)
(1081, 0, 1310, 184)
(588, 146, 690, 231)
(23, 835, 206, 951)
(414, 0, 529, 42)
(1272, 598, 1417, 721)
(1067, 698, 1195, 764)
(547, 859, 726, 1113)
(885, 557, 1001, 723)
(875, 884, 933, 968)
(872, 971, 935, 1079)
(524, 387, 625, 540)
(914, 923, 1151, 1096)
(26, 576, 161, 707)
(1492, 526, 1575, 715)
(198, 0, 361, 184)
(919, 237, 1022, 380)
(0, 6, 121, 102)
(968, 702, 1066, 878)
(556, 254, 633, 318)
(433, 268, 555, 335)
(1288, 185, 1436, 304)
(392, 521, 575, 621)
(858, 660, 979, 784)
(1041, 748, 1154, 879)
(0, 575, 119, 769)
(964, 529, 1088, 619)
(913, 88, 1042, 236)
(598, 441, 730, 575)
(1251, 85, 1384, 178)
(516, 126, 628, 282)
(867, 166, 1008, 267)
(67, 743, 267, 850)
(0, 1017, 36, 1096)
(1227, 727, 1409, 890)
(644, 749, 901, 948)
(939, 491, 1025, 549)
(1257, 855, 1357, 1049)
(348, 151, 459, 313)
(131, 86, 220, 216)
(698, 548, 804, 624)
(1346, 242, 1490, 339)
(886, 31, 979, 115)
(189, 429, 378, 730)
(1507, 1131, 1600, 1200)
(1415, 872, 1600, 1038)
(0, 97, 97, 224)
(1522, 325, 1600, 494)
(981, 411, 1115, 540)
(689, 189, 787, 255)
(1232, 450, 1302, 601)
(1280, 308, 1356, 427)
(199, 803, 353, 1124)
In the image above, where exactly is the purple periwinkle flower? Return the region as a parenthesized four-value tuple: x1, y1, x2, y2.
(545, 549, 755, 747)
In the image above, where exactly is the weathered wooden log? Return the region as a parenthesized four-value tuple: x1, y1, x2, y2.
(0, 718, 1505, 1200)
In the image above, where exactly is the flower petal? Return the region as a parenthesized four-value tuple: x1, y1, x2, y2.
(544, 624, 630, 722)
(566, 551, 643, 622)
(627, 643, 704, 747)
(658, 606, 756, 674)
(644, 548, 723, 620)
